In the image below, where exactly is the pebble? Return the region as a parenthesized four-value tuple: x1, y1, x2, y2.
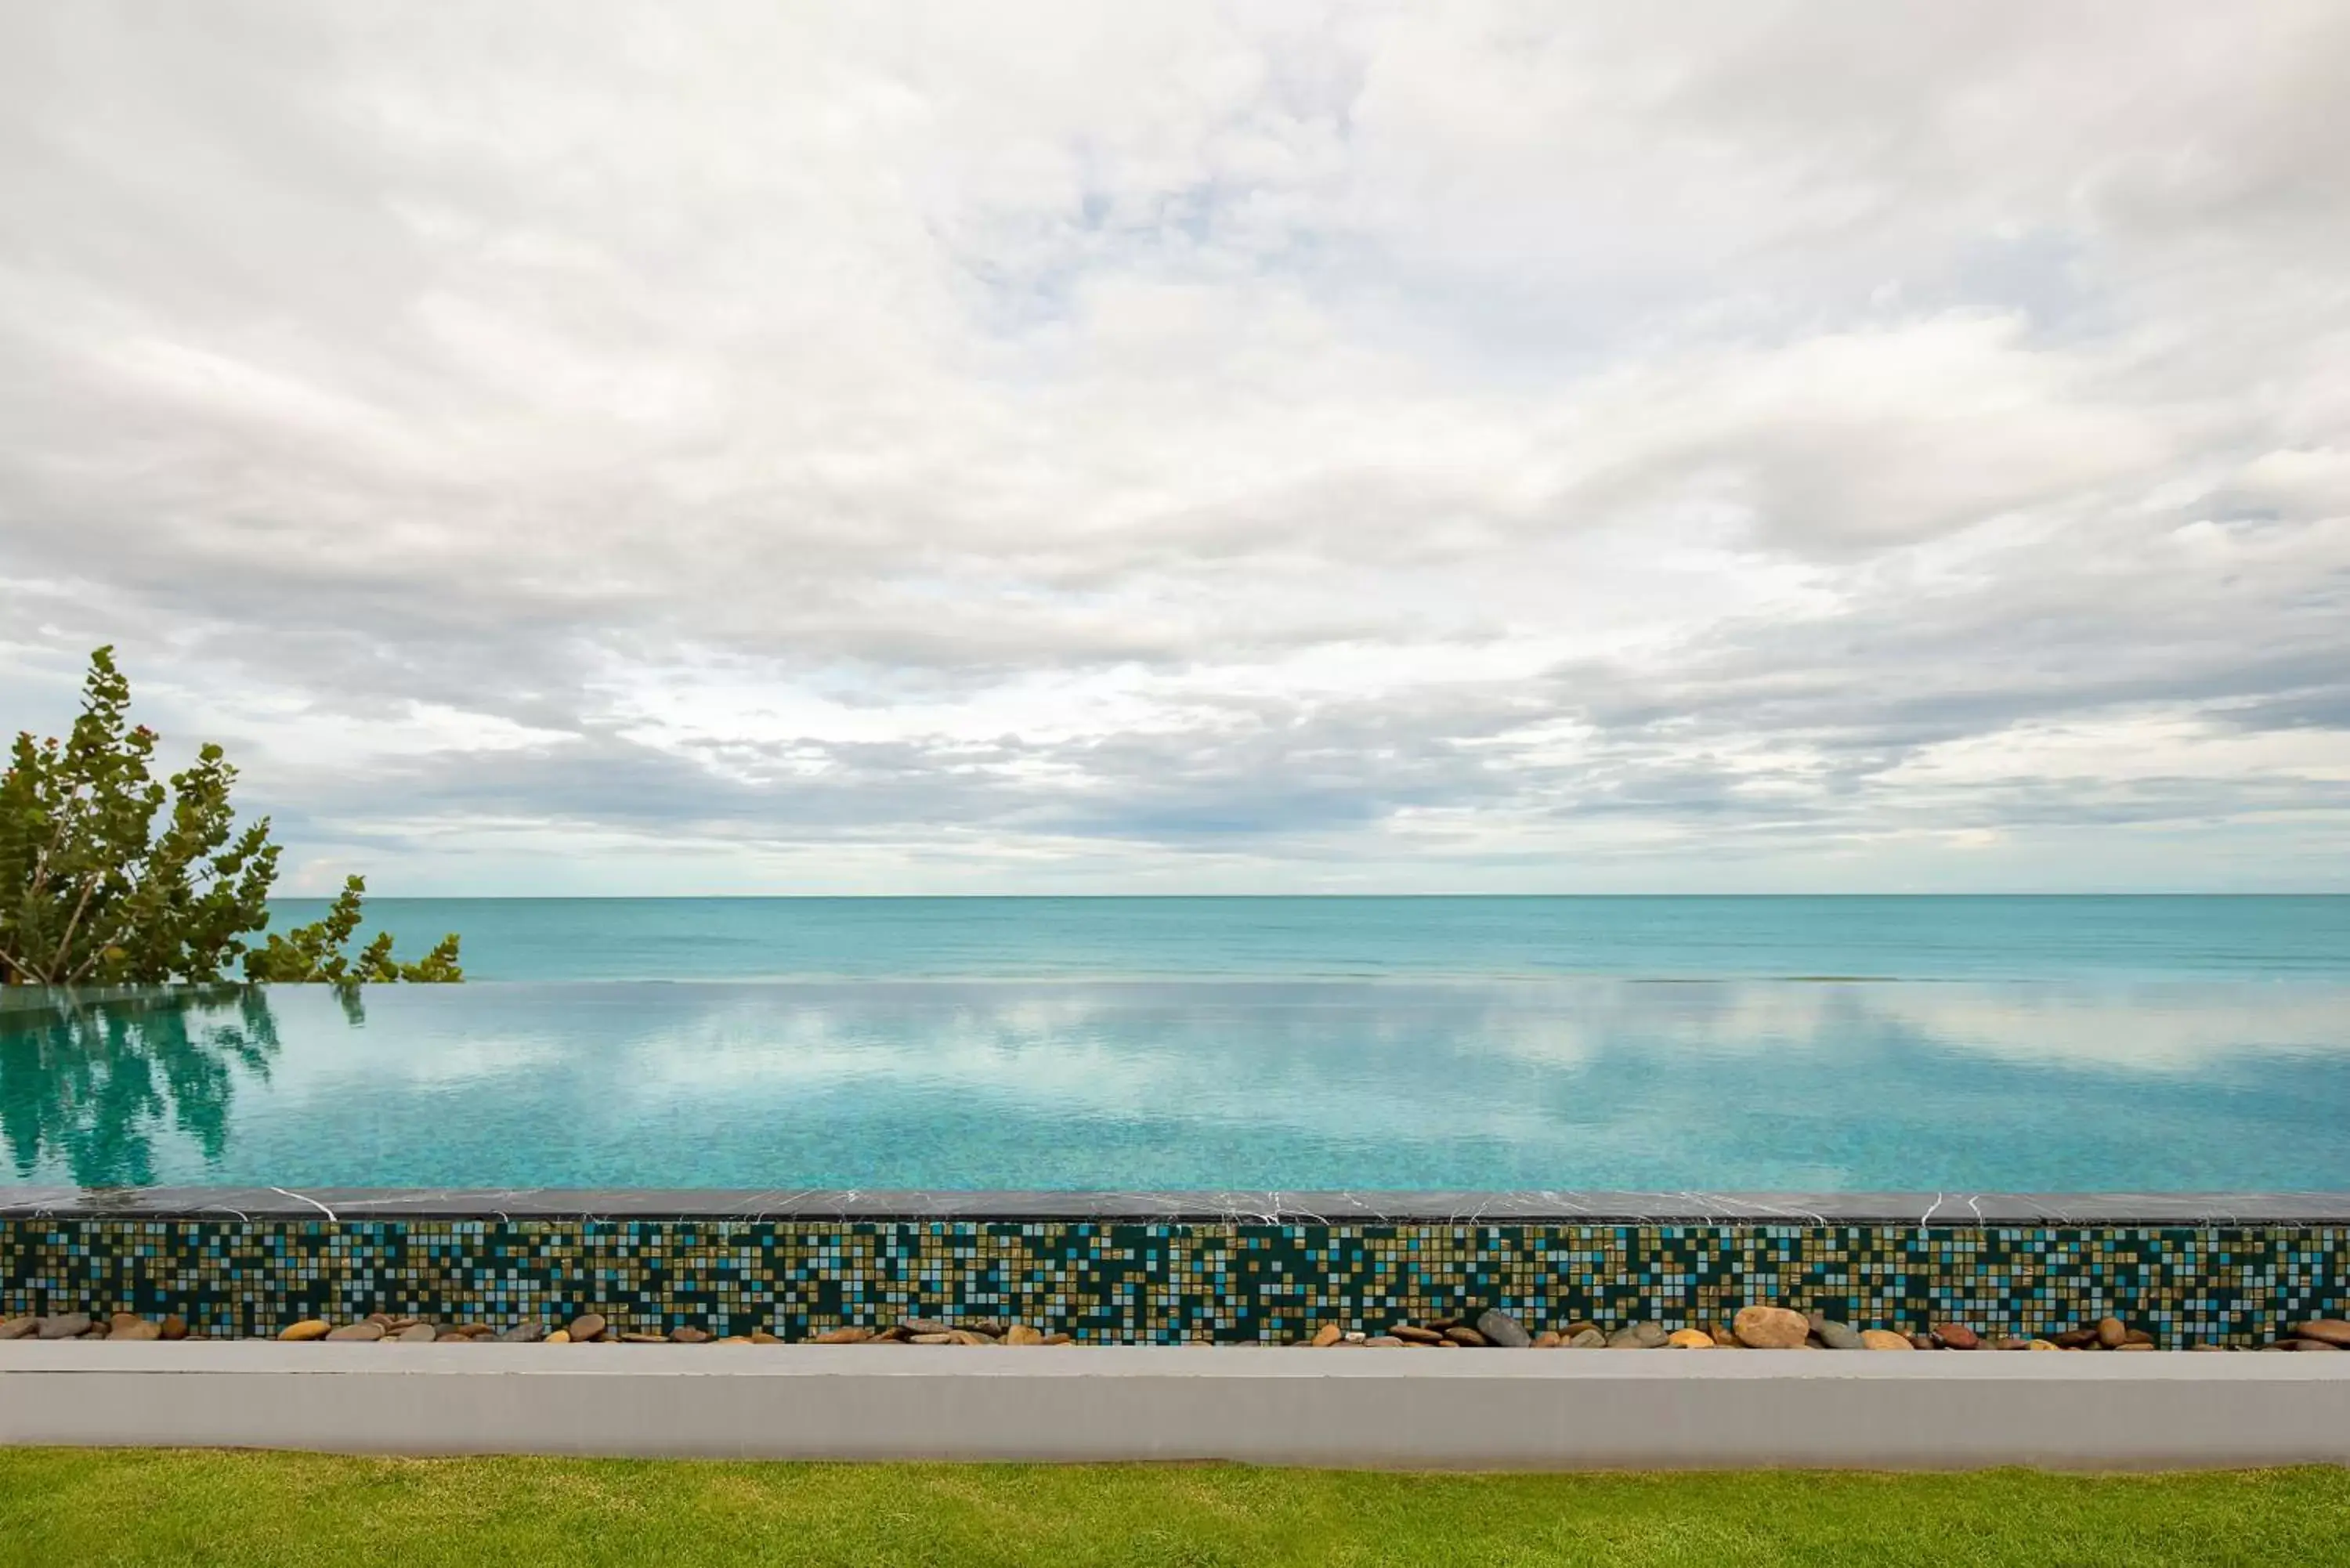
(1860, 1330, 1914, 1351)
(567, 1313, 609, 1343)
(498, 1324, 545, 1343)
(0, 1317, 36, 1341)
(1732, 1306, 1810, 1349)
(1311, 1324, 1342, 1347)
(326, 1322, 385, 1342)
(1609, 1321, 1668, 1349)
(1004, 1324, 1045, 1346)
(1814, 1320, 1864, 1351)
(1365, 1335, 1405, 1346)
(1566, 1328, 1607, 1349)
(2294, 1320, 2350, 1348)
(395, 1324, 438, 1343)
(815, 1325, 873, 1344)
(160, 1316, 188, 1341)
(1665, 1328, 1714, 1349)
(1443, 1326, 1489, 1347)
(2027, 1339, 2061, 1350)
(1932, 1324, 1981, 1350)
(37, 1313, 92, 1340)
(620, 1331, 667, 1344)
(750, 1331, 782, 1345)
(2096, 1317, 2128, 1349)
(911, 1331, 955, 1344)
(1390, 1325, 1442, 1344)
(671, 1327, 711, 1344)
(1529, 1330, 1561, 1349)
(2287, 1338, 2343, 1352)
(1476, 1309, 1532, 1349)
(279, 1320, 331, 1342)
(1909, 1333, 1938, 1351)
(902, 1318, 953, 1336)
(544, 1330, 572, 1344)
(1561, 1321, 1602, 1340)
(110, 1317, 163, 1342)
(2114, 1342, 2156, 1352)
(1041, 1333, 1073, 1346)
(949, 1330, 994, 1346)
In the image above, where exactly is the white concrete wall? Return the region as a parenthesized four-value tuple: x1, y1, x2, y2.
(6, 1343, 2350, 1470)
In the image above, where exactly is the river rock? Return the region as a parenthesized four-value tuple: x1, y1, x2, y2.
(567, 1313, 609, 1343)
(1390, 1324, 1442, 1344)
(1476, 1309, 1531, 1349)
(1732, 1306, 1810, 1349)
(902, 1318, 952, 1336)
(1530, 1330, 1561, 1348)
(38, 1313, 92, 1339)
(1365, 1335, 1405, 1346)
(326, 1322, 385, 1342)
(395, 1324, 438, 1343)
(815, 1325, 873, 1344)
(0, 1317, 38, 1341)
(1566, 1328, 1606, 1349)
(1004, 1324, 1044, 1346)
(2288, 1337, 2343, 1351)
(110, 1317, 163, 1342)
(1311, 1323, 1342, 1347)
(2027, 1339, 2061, 1350)
(1041, 1332, 1073, 1345)
(159, 1316, 188, 1341)
(2294, 1320, 2350, 1347)
(1814, 1320, 1864, 1351)
(1444, 1325, 1490, 1347)
(911, 1331, 954, 1344)
(750, 1331, 782, 1345)
(1665, 1328, 1714, 1349)
(671, 1327, 711, 1344)
(1860, 1329, 1913, 1350)
(1932, 1323, 1981, 1350)
(1609, 1321, 1668, 1349)
(2095, 1316, 2128, 1349)
(498, 1324, 545, 1343)
(544, 1330, 572, 1344)
(279, 1319, 331, 1342)
(1910, 1333, 1938, 1350)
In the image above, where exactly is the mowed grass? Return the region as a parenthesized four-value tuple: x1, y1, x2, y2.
(2, 1451, 2347, 1566)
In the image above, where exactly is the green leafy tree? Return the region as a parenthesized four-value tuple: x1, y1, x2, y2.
(0, 647, 461, 985)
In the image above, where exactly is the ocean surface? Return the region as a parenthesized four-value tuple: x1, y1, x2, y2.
(267, 894, 2350, 983)
(5, 898, 2348, 1192)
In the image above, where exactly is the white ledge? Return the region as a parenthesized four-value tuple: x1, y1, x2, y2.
(7, 1343, 2350, 1470)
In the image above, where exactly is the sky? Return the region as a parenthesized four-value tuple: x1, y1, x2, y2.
(2, 2, 2347, 895)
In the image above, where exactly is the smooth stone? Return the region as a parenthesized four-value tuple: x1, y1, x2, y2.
(1475, 1309, 1531, 1349)
(1311, 1324, 1342, 1347)
(750, 1331, 782, 1345)
(395, 1324, 438, 1343)
(2294, 1320, 2350, 1348)
(37, 1313, 92, 1340)
(2124, 1328, 2156, 1347)
(815, 1326, 874, 1344)
(1815, 1320, 1865, 1351)
(1933, 1324, 1981, 1350)
(1665, 1328, 1715, 1349)
(279, 1320, 331, 1342)
(159, 1316, 188, 1341)
(2096, 1316, 2128, 1349)
(1529, 1330, 1562, 1349)
(1004, 1324, 1045, 1346)
(620, 1331, 668, 1344)
(1443, 1326, 1489, 1347)
(1390, 1325, 1441, 1344)
(1860, 1329, 1914, 1351)
(1909, 1333, 1939, 1351)
(671, 1327, 711, 1344)
(544, 1330, 572, 1344)
(0, 1317, 37, 1341)
(111, 1318, 163, 1342)
(2114, 1342, 2157, 1352)
(911, 1331, 955, 1345)
(1040, 1333, 1072, 1346)
(567, 1313, 609, 1343)
(2028, 1339, 2061, 1350)
(498, 1324, 545, 1343)
(1365, 1336, 1405, 1346)
(1732, 1306, 1810, 1350)
(1561, 1322, 1602, 1340)
(902, 1318, 953, 1336)
(1609, 1321, 1668, 1349)
(2289, 1338, 2344, 1351)
(1566, 1328, 1607, 1349)
(948, 1330, 994, 1346)
(326, 1322, 385, 1342)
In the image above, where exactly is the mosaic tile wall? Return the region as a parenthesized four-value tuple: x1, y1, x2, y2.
(5, 1219, 2345, 1344)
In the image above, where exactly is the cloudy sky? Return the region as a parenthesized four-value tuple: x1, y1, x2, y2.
(2, 2, 2346, 894)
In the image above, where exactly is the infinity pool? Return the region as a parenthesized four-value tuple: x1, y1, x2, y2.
(7, 980, 2350, 1191)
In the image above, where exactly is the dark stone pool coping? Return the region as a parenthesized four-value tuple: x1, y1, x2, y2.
(7, 1187, 2350, 1224)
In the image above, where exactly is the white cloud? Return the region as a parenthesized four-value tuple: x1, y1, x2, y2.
(2, 1, 2346, 891)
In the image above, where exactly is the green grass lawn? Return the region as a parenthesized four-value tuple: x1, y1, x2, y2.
(2, 1451, 2347, 1566)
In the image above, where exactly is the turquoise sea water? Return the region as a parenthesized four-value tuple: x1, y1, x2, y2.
(269, 894, 2350, 982)
(6, 898, 2348, 1192)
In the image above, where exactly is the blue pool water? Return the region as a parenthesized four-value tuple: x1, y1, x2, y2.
(8, 970, 2350, 1192)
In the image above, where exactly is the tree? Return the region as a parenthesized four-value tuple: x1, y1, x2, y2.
(0, 646, 461, 985)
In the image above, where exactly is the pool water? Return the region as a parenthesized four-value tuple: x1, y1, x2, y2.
(8, 977, 2350, 1192)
